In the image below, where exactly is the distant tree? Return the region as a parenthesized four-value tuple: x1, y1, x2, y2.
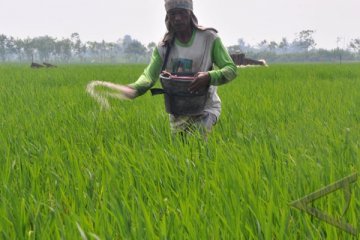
(116, 38, 124, 52)
(349, 38, 360, 53)
(71, 32, 86, 61)
(122, 35, 133, 53)
(103, 42, 118, 62)
(86, 41, 101, 62)
(55, 38, 72, 62)
(336, 37, 344, 63)
(257, 40, 268, 51)
(22, 38, 35, 62)
(123, 36, 147, 62)
(32, 36, 56, 61)
(5, 36, 17, 60)
(0, 34, 8, 61)
(294, 30, 316, 52)
(99, 40, 107, 62)
(268, 41, 278, 52)
(12, 38, 25, 62)
(278, 37, 289, 53)
(124, 40, 146, 54)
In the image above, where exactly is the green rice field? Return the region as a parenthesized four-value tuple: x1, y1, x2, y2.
(0, 63, 360, 239)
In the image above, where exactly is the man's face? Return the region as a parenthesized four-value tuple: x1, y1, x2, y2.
(167, 8, 192, 32)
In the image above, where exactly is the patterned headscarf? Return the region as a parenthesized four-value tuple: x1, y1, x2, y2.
(164, 0, 193, 12)
(162, 0, 217, 45)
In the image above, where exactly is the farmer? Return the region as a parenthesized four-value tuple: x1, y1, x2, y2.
(120, 0, 237, 136)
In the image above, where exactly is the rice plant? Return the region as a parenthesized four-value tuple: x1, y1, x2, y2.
(0, 63, 359, 239)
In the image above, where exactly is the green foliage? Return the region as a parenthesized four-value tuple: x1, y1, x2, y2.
(0, 63, 360, 239)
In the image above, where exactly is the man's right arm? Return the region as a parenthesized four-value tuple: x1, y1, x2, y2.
(128, 47, 163, 97)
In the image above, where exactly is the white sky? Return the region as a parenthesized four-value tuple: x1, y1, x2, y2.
(1, 0, 359, 49)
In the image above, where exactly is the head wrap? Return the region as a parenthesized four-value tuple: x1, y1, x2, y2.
(162, 12, 217, 45)
(164, 0, 193, 12)
(162, 0, 217, 45)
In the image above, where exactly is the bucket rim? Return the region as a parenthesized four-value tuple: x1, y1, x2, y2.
(160, 73, 195, 82)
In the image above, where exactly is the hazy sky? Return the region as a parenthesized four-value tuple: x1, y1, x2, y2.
(1, 0, 359, 49)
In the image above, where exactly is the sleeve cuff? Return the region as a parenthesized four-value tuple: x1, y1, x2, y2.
(208, 70, 220, 86)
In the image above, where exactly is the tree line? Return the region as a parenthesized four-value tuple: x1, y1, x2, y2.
(0, 33, 155, 64)
(228, 30, 360, 63)
(1, 30, 360, 64)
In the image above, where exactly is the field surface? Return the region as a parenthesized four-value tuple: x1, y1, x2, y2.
(0, 63, 360, 239)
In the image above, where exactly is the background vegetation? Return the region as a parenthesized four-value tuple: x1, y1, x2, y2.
(1, 30, 360, 64)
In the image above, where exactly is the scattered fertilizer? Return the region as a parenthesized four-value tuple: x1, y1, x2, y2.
(86, 80, 130, 109)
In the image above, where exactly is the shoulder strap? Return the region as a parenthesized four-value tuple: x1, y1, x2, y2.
(150, 38, 174, 96)
(161, 37, 175, 71)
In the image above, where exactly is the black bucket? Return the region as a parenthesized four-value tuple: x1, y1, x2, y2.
(151, 73, 209, 115)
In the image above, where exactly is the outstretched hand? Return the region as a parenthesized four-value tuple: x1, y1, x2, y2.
(86, 80, 138, 109)
(188, 72, 210, 93)
(120, 85, 137, 99)
(96, 81, 137, 99)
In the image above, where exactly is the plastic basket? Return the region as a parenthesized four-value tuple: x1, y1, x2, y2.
(157, 73, 208, 115)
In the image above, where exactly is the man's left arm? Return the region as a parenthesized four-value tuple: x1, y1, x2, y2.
(208, 37, 237, 86)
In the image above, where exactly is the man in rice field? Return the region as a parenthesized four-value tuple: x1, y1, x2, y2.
(121, 0, 237, 136)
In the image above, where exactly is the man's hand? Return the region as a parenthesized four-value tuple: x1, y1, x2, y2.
(161, 70, 171, 77)
(188, 72, 210, 93)
(121, 85, 137, 99)
(91, 81, 137, 99)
